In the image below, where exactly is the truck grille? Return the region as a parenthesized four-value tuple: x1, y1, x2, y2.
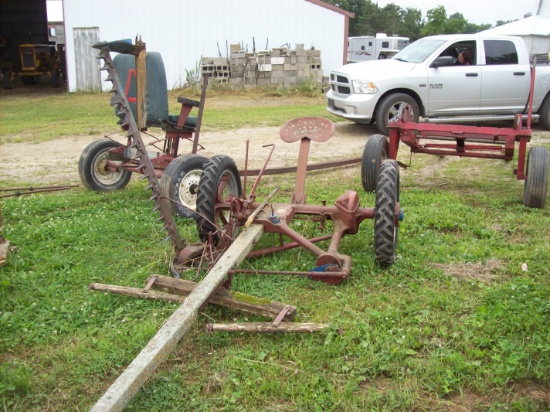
(330, 73, 351, 95)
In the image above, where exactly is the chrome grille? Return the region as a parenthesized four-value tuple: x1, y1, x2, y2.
(330, 72, 351, 96)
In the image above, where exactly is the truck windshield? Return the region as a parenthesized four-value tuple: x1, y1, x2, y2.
(392, 38, 447, 63)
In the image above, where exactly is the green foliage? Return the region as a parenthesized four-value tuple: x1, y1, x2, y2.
(325, 1, 499, 39)
(1, 95, 549, 410)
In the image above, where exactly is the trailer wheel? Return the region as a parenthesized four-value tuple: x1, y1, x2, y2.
(374, 160, 400, 267)
(78, 140, 132, 191)
(196, 155, 242, 244)
(160, 154, 209, 219)
(523, 146, 549, 209)
(375, 93, 419, 135)
(361, 134, 389, 192)
(539, 97, 550, 130)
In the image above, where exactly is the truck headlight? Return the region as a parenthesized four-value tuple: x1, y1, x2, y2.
(352, 80, 378, 94)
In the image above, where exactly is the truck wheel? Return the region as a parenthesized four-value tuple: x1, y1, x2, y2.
(374, 160, 400, 267)
(375, 93, 419, 135)
(196, 155, 242, 244)
(539, 97, 550, 130)
(159, 154, 209, 219)
(2, 70, 11, 90)
(78, 140, 132, 191)
(523, 146, 548, 209)
(361, 134, 389, 192)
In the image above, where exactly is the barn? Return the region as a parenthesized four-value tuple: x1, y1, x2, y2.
(61, 0, 354, 92)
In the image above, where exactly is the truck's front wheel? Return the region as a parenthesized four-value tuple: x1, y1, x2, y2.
(375, 93, 419, 135)
(539, 96, 550, 130)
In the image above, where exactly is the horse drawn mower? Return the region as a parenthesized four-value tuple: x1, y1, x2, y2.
(88, 39, 402, 411)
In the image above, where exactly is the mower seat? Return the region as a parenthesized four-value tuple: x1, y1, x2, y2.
(112, 52, 197, 130)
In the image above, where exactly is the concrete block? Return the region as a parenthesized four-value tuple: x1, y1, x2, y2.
(297, 56, 308, 64)
(308, 57, 321, 64)
(229, 77, 242, 85)
(271, 57, 284, 64)
(290, 56, 297, 64)
(296, 50, 307, 57)
(272, 64, 284, 71)
(271, 49, 281, 57)
(257, 77, 271, 85)
(307, 49, 321, 57)
(271, 76, 284, 84)
(258, 63, 272, 72)
(295, 43, 304, 51)
(213, 57, 228, 65)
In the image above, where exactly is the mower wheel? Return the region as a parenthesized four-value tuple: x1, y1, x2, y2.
(374, 159, 400, 267)
(159, 154, 209, 219)
(523, 146, 548, 209)
(78, 140, 132, 191)
(196, 155, 242, 244)
(361, 134, 389, 192)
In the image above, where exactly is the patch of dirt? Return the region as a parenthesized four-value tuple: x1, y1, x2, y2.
(0, 122, 373, 186)
(430, 259, 502, 283)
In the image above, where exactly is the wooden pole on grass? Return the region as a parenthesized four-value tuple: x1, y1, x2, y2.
(90, 224, 264, 412)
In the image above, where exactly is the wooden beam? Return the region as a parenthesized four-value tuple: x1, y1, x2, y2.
(90, 224, 264, 412)
(135, 48, 147, 130)
(88, 277, 296, 321)
(206, 322, 330, 333)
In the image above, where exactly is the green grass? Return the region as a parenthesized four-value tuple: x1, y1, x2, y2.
(0, 85, 337, 144)
(1, 90, 549, 411)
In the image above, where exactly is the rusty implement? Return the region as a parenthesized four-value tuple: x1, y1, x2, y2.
(178, 117, 403, 284)
(91, 224, 264, 412)
(370, 58, 548, 209)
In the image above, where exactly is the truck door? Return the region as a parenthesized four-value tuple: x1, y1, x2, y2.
(479, 39, 530, 113)
(427, 41, 481, 116)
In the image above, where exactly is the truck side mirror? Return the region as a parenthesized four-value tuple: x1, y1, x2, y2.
(430, 56, 455, 68)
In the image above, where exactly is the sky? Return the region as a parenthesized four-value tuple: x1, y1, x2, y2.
(47, 0, 541, 26)
(375, 0, 541, 26)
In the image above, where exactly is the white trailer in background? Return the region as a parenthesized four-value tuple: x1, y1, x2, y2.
(347, 33, 409, 63)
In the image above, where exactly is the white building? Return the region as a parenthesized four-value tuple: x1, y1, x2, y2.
(62, 0, 353, 92)
(481, 0, 550, 56)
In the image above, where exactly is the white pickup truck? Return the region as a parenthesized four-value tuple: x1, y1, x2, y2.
(326, 34, 550, 135)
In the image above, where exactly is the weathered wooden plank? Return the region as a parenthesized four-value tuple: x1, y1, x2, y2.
(206, 322, 330, 333)
(90, 224, 264, 412)
(88, 277, 296, 320)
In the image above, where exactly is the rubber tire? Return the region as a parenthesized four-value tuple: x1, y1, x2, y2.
(374, 160, 400, 267)
(78, 140, 132, 191)
(2, 70, 11, 90)
(159, 154, 209, 219)
(361, 134, 389, 192)
(196, 155, 242, 243)
(523, 146, 548, 209)
(21, 76, 37, 85)
(375, 93, 419, 135)
(50, 70, 60, 88)
(539, 96, 550, 130)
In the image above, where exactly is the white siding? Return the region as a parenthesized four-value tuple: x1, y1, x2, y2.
(63, 0, 348, 91)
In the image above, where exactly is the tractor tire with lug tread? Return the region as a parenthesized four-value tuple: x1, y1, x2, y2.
(539, 96, 550, 130)
(196, 155, 242, 244)
(361, 134, 389, 192)
(523, 146, 549, 209)
(78, 140, 132, 191)
(375, 93, 419, 135)
(374, 159, 400, 267)
(159, 154, 209, 219)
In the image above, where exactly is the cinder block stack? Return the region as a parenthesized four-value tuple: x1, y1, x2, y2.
(201, 43, 323, 89)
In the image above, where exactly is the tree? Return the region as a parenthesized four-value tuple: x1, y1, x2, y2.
(400, 8, 424, 41)
(420, 5, 448, 36)
(445, 12, 468, 34)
